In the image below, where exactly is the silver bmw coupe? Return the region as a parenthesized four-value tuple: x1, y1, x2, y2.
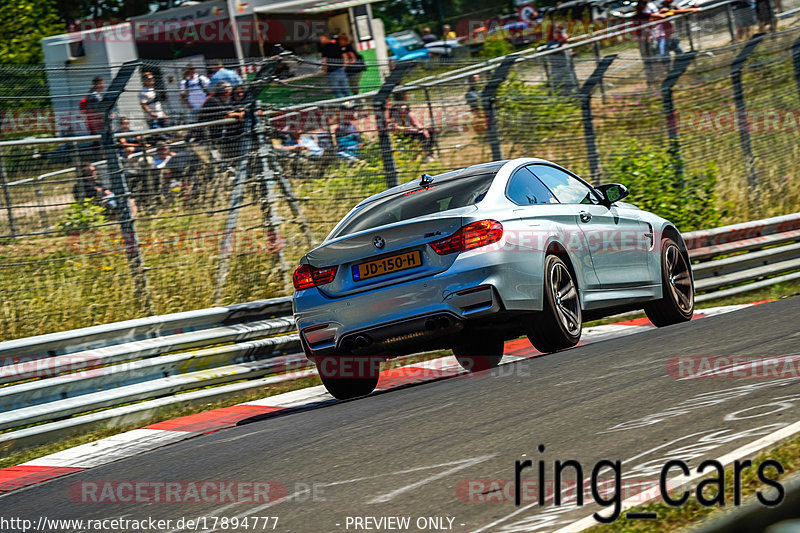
(293, 158, 694, 399)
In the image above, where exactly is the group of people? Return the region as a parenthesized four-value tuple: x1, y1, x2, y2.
(277, 113, 364, 167)
(79, 60, 246, 138)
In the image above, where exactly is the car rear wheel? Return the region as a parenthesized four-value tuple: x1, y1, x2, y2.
(527, 254, 582, 353)
(315, 356, 380, 400)
(453, 335, 504, 372)
(644, 237, 694, 327)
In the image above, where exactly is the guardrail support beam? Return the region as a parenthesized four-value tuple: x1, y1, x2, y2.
(579, 55, 617, 181)
(481, 55, 517, 162)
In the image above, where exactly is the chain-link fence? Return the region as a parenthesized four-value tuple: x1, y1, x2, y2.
(2, 1, 800, 340)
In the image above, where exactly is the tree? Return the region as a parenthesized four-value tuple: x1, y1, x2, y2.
(56, 0, 154, 27)
(0, 0, 63, 64)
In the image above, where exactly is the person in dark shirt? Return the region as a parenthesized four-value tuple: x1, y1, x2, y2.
(421, 28, 438, 43)
(80, 76, 105, 134)
(338, 33, 361, 96)
(320, 34, 351, 99)
(197, 81, 245, 159)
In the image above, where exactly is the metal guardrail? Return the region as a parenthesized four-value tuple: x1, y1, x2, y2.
(0, 214, 798, 450)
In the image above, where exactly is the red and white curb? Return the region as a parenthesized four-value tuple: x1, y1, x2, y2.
(0, 302, 769, 495)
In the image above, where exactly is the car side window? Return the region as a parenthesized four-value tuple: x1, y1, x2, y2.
(506, 167, 559, 206)
(528, 164, 599, 205)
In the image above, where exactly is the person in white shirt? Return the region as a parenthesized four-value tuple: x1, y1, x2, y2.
(139, 72, 167, 128)
(179, 65, 209, 122)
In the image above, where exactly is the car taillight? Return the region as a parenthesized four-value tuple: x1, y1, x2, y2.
(292, 264, 338, 290)
(430, 219, 503, 255)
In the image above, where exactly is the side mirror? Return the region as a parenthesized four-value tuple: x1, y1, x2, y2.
(595, 183, 629, 206)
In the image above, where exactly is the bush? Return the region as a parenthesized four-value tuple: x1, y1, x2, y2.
(481, 35, 515, 58)
(56, 199, 109, 235)
(607, 140, 726, 231)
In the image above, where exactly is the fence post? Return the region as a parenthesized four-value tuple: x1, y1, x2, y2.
(99, 61, 154, 314)
(422, 86, 440, 155)
(373, 62, 415, 189)
(481, 55, 517, 162)
(731, 34, 764, 189)
(792, 34, 800, 102)
(578, 55, 617, 181)
(726, 3, 737, 44)
(660, 51, 696, 179)
(0, 151, 15, 238)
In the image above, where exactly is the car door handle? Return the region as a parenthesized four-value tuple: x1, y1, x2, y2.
(579, 211, 592, 223)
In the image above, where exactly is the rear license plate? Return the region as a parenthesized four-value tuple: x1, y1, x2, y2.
(352, 250, 423, 281)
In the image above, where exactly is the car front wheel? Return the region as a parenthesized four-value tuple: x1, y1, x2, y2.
(527, 254, 582, 353)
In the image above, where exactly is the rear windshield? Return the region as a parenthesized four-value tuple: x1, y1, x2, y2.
(331, 173, 495, 238)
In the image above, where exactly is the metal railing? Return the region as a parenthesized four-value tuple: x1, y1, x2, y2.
(1, 213, 798, 450)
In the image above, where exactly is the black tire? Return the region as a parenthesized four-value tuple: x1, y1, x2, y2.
(315, 356, 380, 400)
(527, 254, 582, 353)
(453, 335, 504, 372)
(644, 237, 694, 327)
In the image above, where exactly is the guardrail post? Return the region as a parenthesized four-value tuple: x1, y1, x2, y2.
(578, 55, 617, 181)
(731, 34, 764, 190)
(373, 62, 416, 189)
(660, 51, 696, 180)
(0, 150, 15, 238)
(99, 61, 154, 315)
(481, 55, 517, 162)
(792, 34, 800, 102)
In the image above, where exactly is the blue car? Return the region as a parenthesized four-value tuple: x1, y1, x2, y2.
(386, 30, 430, 62)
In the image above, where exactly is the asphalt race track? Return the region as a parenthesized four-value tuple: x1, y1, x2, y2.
(3, 298, 800, 532)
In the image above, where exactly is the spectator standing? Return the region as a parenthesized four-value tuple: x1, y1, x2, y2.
(320, 34, 351, 99)
(755, 0, 776, 32)
(733, 0, 756, 41)
(179, 65, 209, 122)
(643, 0, 698, 61)
(465, 74, 487, 132)
(139, 72, 168, 129)
(421, 28, 438, 43)
(442, 24, 457, 39)
(208, 59, 243, 87)
(80, 76, 105, 134)
(338, 34, 364, 96)
(198, 81, 245, 159)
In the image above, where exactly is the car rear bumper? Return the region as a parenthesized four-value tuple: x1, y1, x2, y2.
(294, 265, 509, 358)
